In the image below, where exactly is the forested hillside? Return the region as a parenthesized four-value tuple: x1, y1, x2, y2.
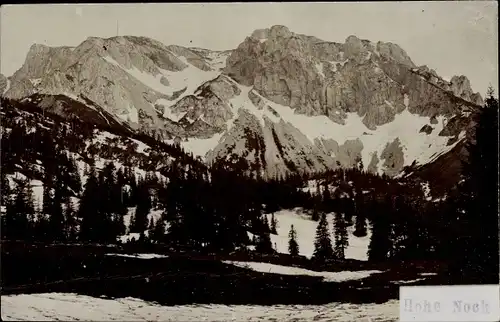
(1, 90, 498, 284)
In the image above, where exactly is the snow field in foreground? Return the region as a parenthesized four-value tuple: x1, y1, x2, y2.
(264, 209, 371, 261)
(1, 293, 399, 322)
(223, 261, 383, 282)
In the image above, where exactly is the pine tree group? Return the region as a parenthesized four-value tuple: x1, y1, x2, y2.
(333, 213, 349, 259)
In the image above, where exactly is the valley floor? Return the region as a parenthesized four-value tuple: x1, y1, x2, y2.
(1, 292, 399, 322)
(1, 240, 449, 322)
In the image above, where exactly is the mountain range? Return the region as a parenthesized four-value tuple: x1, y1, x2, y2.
(1, 25, 484, 194)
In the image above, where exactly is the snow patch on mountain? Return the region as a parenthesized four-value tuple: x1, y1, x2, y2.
(29, 78, 42, 87)
(205, 51, 231, 71)
(173, 133, 224, 158)
(164, 56, 220, 104)
(229, 85, 278, 128)
(130, 138, 151, 156)
(157, 98, 187, 122)
(103, 56, 174, 96)
(117, 103, 139, 124)
(315, 62, 325, 78)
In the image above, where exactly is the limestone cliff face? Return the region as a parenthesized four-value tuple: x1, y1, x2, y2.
(5, 25, 483, 178)
(5, 36, 227, 140)
(223, 26, 481, 133)
(0, 73, 7, 94)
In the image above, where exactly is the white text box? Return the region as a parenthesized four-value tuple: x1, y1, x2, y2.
(399, 284, 500, 321)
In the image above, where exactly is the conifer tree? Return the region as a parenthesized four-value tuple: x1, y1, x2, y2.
(263, 214, 270, 233)
(78, 166, 99, 242)
(147, 217, 155, 241)
(322, 182, 331, 211)
(353, 213, 368, 237)
(104, 163, 126, 240)
(5, 179, 34, 241)
(390, 196, 413, 259)
(152, 217, 166, 244)
(353, 187, 368, 237)
(63, 195, 78, 242)
(367, 198, 394, 261)
(344, 200, 355, 226)
(49, 184, 66, 242)
(288, 224, 300, 257)
(311, 185, 321, 221)
(270, 213, 278, 234)
(112, 191, 127, 240)
(95, 169, 116, 243)
(64, 155, 81, 195)
(131, 182, 151, 234)
(312, 212, 334, 261)
(166, 163, 185, 247)
(256, 228, 273, 254)
(334, 213, 349, 259)
(1, 170, 10, 207)
(311, 206, 320, 222)
(42, 177, 54, 219)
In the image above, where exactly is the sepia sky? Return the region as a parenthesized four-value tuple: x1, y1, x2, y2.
(1, 2, 498, 95)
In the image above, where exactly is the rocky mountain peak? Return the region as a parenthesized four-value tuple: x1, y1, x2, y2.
(3, 25, 485, 180)
(269, 25, 293, 38)
(411, 65, 483, 106)
(450, 75, 483, 105)
(344, 35, 364, 56)
(375, 41, 415, 67)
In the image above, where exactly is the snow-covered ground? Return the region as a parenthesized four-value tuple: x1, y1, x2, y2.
(1, 293, 399, 321)
(105, 253, 169, 259)
(224, 261, 382, 282)
(264, 209, 371, 261)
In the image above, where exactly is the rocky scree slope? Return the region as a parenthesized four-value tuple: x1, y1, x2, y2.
(2, 25, 483, 180)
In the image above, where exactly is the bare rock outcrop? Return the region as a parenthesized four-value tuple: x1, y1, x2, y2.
(380, 138, 405, 176)
(420, 124, 433, 134)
